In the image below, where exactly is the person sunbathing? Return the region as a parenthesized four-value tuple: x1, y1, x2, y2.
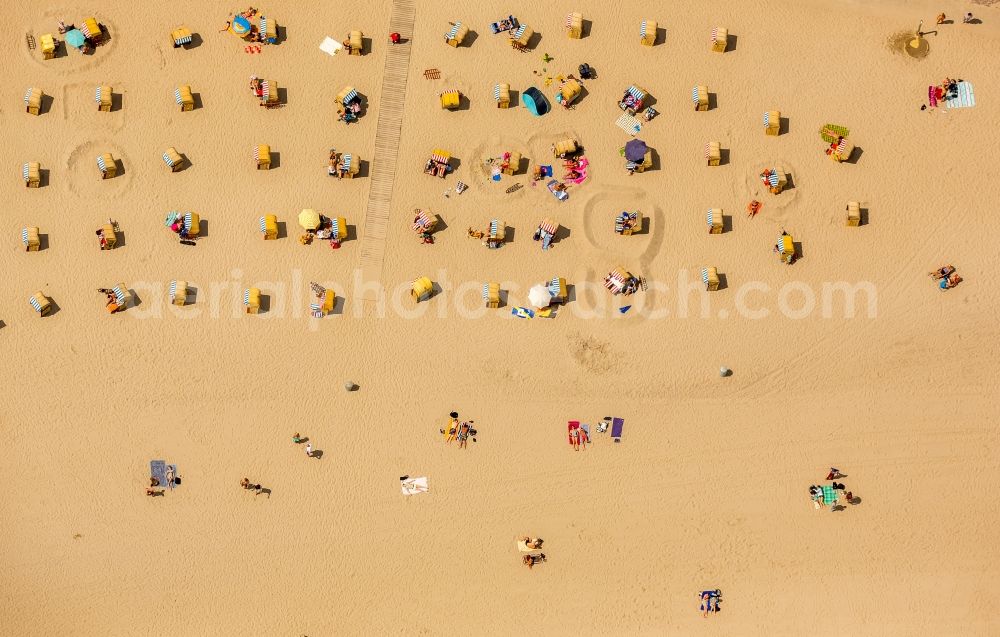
(747, 200, 762, 218)
(458, 422, 471, 449)
(579, 427, 590, 445)
(467, 227, 485, 240)
(929, 265, 955, 279)
(523, 554, 546, 569)
(569, 428, 580, 450)
(522, 537, 543, 549)
(941, 273, 962, 289)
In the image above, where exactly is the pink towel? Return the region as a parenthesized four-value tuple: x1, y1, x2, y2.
(928, 86, 937, 108)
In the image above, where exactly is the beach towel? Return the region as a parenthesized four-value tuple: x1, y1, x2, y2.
(928, 85, 938, 108)
(511, 306, 535, 319)
(615, 113, 642, 136)
(319, 37, 342, 56)
(517, 539, 540, 553)
(597, 417, 611, 434)
(540, 165, 553, 177)
(567, 420, 580, 445)
(150, 460, 168, 487)
(946, 82, 975, 109)
(401, 476, 428, 495)
(611, 417, 624, 442)
(567, 157, 588, 184)
(821, 484, 838, 504)
(580, 424, 590, 445)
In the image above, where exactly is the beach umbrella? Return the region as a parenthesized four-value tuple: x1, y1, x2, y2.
(66, 29, 86, 49)
(298, 209, 321, 230)
(231, 15, 252, 37)
(528, 284, 552, 309)
(624, 139, 648, 162)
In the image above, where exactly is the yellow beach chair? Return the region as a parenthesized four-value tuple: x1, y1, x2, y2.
(169, 280, 188, 306)
(846, 201, 861, 227)
(29, 291, 52, 316)
(693, 85, 709, 111)
(411, 277, 434, 302)
(557, 80, 582, 108)
(494, 83, 510, 108)
(25, 88, 43, 115)
(97, 153, 117, 179)
(81, 18, 102, 43)
(566, 13, 583, 39)
(260, 16, 277, 44)
(552, 139, 578, 158)
(549, 277, 568, 304)
(244, 288, 261, 314)
(711, 27, 728, 52)
(348, 30, 363, 55)
(640, 20, 657, 46)
(440, 90, 460, 110)
(702, 267, 720, 291)
(830, 138, 854, 163)
(162, 147, 184, 172)
(261, 80, 279, 106)
(23, 162, 41, 188)
(509, 25, 533, 49)
(764, 110, 780, 136)
(445, 22, 468, 47)
(483, 282, 500, 309)
(340, 154, 359, 178)
(260, 214, 278, 240)
(501, 151, 521, 175)
(707, 209, 724, 234)
(256, 144, 271, 169)
(96, 85, 112, 111)
(22, 227, 40, 252)
(171, 27, 193, 48)
(705, 142, 721, 166)
(175, 85, 194, 111)
(776, 234, 795, 264)
(40, 34, 56, 59)
(101, 222, 117, 249)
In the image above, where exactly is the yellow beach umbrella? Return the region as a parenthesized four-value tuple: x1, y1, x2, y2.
(299, 209, 321, 230)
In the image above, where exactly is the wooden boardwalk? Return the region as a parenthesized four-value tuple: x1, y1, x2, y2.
(357, 0, 415, 299)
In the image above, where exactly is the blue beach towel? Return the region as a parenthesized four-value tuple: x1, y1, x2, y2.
(946, 82, 975, 109)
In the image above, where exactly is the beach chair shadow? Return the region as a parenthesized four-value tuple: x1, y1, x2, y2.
(782, 172, 796, 191)
(655, 27, 666, 46)
(719, 148, 730, 166)
(525, 32, 541, 50)
(357, 159, 370, 178)
(566, 284, 577, 304)
(497, 289, 509, 308)
(448, 156, 462, 173)
(361, 37, 372, 55)
(332, 296, 346, 315)
(846, 147, 863, 165)
(509, 89, 520, 107)
(553, 225, 571, 244)
(38, 233, 50, 251)
(504, 225, 516, 243)
(462, 30, 479, 47)
(716, 273, 729, 291)
(197, 219, 208, 238)
(722, 214, 733, 233)
(186, 33, 204, 49)
(727, 34, 738, 51)
(269, 151, 280, 169)
(635, 216, 649, 235)
(46, 299, 62, 316)
(345, 224, 358, 242)
(38, 94, 55, 115)
(779, 116, 790, 135)
(455, 94, 472, 111)
(258, 293, 270, 314)
(186, 285, 198, 304)
(53, 41, 68, 58)
(191, 92, 204, 110)
(276, 221, 287, 239)
(275, 26, 288, 44)
(793, 241, 804, 261)
(0, 319, 6, 330)
(859, 208, 869, 226)
(277, 87, 288, 106)
(38, 168, 51, 187)
(113, 159, 125, 178)
(429, 282, 442, 300)
(433, 216, 448, 234)
(581, 19, 593, 38)
(573, 84, 590, 107)
(110, 91, 123, 112)
(708, 92, 718, 110)
(128, 289, 142, 308)
(176, 154, 192, 172)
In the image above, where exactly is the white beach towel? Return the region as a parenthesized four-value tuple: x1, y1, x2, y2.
(615, 113, 642, 136)
(946, 82, 975, 109)
(319, 37, 343, 56)
(401, 476, 428, 495)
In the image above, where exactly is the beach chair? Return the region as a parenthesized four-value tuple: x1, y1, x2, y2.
(171, 27, 193, 48)
(605, 267, 638, 296)
(348, 30, 363, 55)
(22, 227, 40, 252)
(169, 280, 188, 306)
(536, 219, 558, 249)
(711, 27, 728, 52)
(175, 85, 194, 111)
(556, 80, 582, 108)
(445, 22, 468, 47)
(100, 222, 117, 249)
(764, 110, 780, 136)
(110, 284, 131, 312)
(640, 20, 657, 46)
(702, 267, 720, 291)
(97, 153, 117, 179)
(29, 291, 51, 316)
(243, 288, 261, 314)
(162, 147, 184, 172)
(615, 211, 642, 236)
(693, 85, 709, 111)
(81, 18, 102, 43)
(259, 214, 278, 240)
(846, 201, 861, 227)
(411, 209, 438, 235)
(411, 276, 434, 302)
(494, 83, 510, 108)
(611, 417, 624, 442)
(339, 153, 359, 178)
(486, 219, 506, 248)
(40, 34, 56, 59)
(705, 142, 721, 167)
(310, 289, 335, 316)
(25, 88, 43, 115)
(776, 234, 795, 264)
(483, 282, 500, 308)
(253, 144, 270, 170)
(261, 80, 279, 107)
(552, 139, 578, 159)
(761, 168, 787, 194)
(707, 209, 724, 234)
(501, 151, 521, 175)
(96, 85, 113, 111)
(425, 150, 451, 178)
(549, 277, 568, 304)
(23, 162, 41, 188)
(566, 12, 583, 39)
(619, 85, 648, 115)
(183, 212, 201, 237)
(336, 86, 359, 108)
(509, 25, 533, 49)
(330, 217, 348, 244)
(258, 15, 276, 44)
(631, 149, 653, 174)
(830, 137, 854, 163)
(440, 90, 460, 110)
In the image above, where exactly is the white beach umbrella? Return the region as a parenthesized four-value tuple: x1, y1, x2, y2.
(528, 284, 551, 309)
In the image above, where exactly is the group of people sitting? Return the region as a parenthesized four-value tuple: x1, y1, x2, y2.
(327, 149, 349, 179)
(929, 264, 962, 290)
(442, 412, 475, 449)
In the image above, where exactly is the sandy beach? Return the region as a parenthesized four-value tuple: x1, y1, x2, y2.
(3, 0, 1000, 635)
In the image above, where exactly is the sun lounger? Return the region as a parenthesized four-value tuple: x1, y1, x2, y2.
(611, 417, 624, 442)
(547, 180, 568, 201)
(489, 16, 518, 34)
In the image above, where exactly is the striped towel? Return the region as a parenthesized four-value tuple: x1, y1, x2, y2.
(259, 216, 268, 233)
(258, 16, 269, 34)
(763, 111, 770, 128)
(640, 20, 650, 38)
(946, 82, 975, 109)
(183, 212, 194, 232)
(341, 88, 358, 104)
(490, 220, 500, 237)
(174, 33, 192, 45)
(261, 81, 272, 100)
(615, 113, 642, 136)
(626, 85, 645, 101)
